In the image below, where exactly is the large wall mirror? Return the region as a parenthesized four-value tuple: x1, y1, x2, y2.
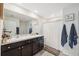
(3, 9, 37, 39)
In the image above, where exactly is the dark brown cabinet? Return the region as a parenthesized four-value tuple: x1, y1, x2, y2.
(22, 44, 32, 56)
(22, 40, 32, 56)
(33, 37, 44, 55)
(1, 36, 44, 56)
(1, 47, 21, 56)
(33, 38, 40, 54)
(39, 37, 44, 50)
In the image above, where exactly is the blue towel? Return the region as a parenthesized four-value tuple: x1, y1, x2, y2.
(69, 24, 78, 48)
(61, 24, 68, 47)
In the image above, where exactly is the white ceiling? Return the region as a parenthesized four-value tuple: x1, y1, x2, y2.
(4, 3, 79, 20)
(16, 3, 73, 18)
(4, 9, 36, 21)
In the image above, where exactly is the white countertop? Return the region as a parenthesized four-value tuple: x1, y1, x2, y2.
(1, 34, 43, 45)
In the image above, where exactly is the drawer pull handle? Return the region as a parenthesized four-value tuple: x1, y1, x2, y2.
(18, 47, 21, 49)
(28, 41, 30, 43)
(22, 46, 23, 48)
(27, 41, 30, 43)
(8, 46, 10, 49)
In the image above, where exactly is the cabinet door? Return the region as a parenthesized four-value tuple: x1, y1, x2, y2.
(33, 37, 44, 55)
(22, 44, 32, 56)
(32, 38, 40, 54)
(39, 37, 44, 50)
(1, 47, 21, 56)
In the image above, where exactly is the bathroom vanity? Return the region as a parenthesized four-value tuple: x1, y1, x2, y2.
(1, 35, 44, 56)
(2, 8, 44, 56)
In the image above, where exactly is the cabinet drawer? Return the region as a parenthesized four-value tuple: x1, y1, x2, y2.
(1, 44, 11, 52)
(1, 41, 26, 52)
(1, 47, 21, 56)
(26, 40, 32, 44)
(15, 41, 26, 47)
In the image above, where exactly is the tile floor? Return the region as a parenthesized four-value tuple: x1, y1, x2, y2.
(34, 50, 54, 56)
(34, 50, 67, 56)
